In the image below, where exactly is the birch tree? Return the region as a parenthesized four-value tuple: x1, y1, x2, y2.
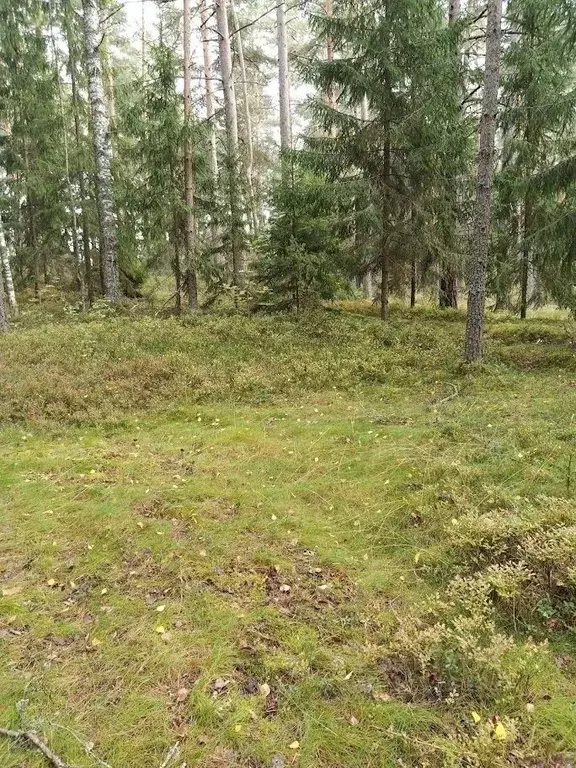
(0, 216, 16, 320)
(183, 0, 198, 309)
(0, 217, 8, 330)
(277, 1, 292, 157)
(81, 0, 120, 302)
(464, 0, 503, 361)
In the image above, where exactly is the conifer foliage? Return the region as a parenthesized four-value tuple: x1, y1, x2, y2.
(0, 0, 574, 354)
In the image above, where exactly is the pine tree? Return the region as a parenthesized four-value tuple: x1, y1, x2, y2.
(216, 0, 243, 284)
(81, 0, 120, 302)
(464, 0, 503, 361)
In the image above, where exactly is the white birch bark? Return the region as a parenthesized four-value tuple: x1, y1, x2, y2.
(0, 217, 16, 319)
(0, 218, 9, 330)
(276, 1, 292, 155)
(81, 0, 120, 302)
(183, 0, 198, 309)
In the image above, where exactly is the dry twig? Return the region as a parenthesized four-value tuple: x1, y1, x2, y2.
(0, 728, 71, 768)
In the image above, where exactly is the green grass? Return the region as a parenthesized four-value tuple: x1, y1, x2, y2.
(1, 302, 576, 767)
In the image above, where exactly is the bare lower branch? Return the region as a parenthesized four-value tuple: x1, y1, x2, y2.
(0, 728, 71, 768)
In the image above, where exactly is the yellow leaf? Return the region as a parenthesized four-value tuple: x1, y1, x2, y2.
(493, 722, 507, 741)
(471, 711, 481, 724)
(288, 741, 300, 750)
(526, 703, 535, 713)
(414, 552, 421, 565)
(234, 724, 242, 733)
(155, 625, 166, 634)
(259, 683, 271, 698)
(91, 638, 103, 647)
(46, 578, 57, 587)
(101, 588, 108, 595)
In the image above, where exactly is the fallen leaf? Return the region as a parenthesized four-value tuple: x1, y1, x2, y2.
(1, 586, 22, 597)
(343, 671, 353, 680)
(213, 678, 229, 692)
(46, 579, 57, 588)
(414, 552, 421, 565)
(155, 625, 166, 634)
(91, 638, 103, 647)
(234, 724, 242, 733)
(349, 715, 359, 726)
(259, 683, 271, 698)
(176, 687, 190, 703)
(137, 522, 144, 529)
(101, 588, 108, 595)
(288, 741, 300, 750)
(526, 703, 535, 713)
(279, 584, 291, 593)
(471, 711, 481, 724)
(199, 550, 207, 557)
(156, 605, 166, 612)
(493, 722, 507, 741)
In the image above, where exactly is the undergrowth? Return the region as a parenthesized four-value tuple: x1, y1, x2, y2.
(1, 303, 576, 767)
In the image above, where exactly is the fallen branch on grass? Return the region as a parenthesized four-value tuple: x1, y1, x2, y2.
(0, 728, 71, 768)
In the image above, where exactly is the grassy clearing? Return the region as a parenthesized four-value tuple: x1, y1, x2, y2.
(1, 303, 576, 767)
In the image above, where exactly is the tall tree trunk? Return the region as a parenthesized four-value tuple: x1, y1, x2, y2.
(439, 0, 461, 310)
(216, 0, 243, 284)
(0, 216, 16, 320)
(200, 0, 218, 185)
(277, 0, 292, 160)
(65, 0, 94, 304)
(141, 0, 146, 76)
(325, 0, 336, 113)
(464, 0, 503, 361)
(200, 0, 220, 259)
(380, 0, 391, 321)
(230, 0, 258, 234)
(183, 0, 198, 309)
(81, 0, 120, 302)
(50, 4, 88, 311)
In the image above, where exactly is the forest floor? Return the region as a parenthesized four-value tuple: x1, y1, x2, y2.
(1, 301, 576, 767)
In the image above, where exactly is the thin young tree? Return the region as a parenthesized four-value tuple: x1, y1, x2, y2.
(229, 0, 258, 233)
(183, 0, 198, 309)
(0, 214, 15, 322)
(464, 0, 503, 361)
(0, 216, 8, 330)
(64, 0, 93, 304)
(200, 0, 218, 186)
(81, 0, 120, 302)
(216, 0, 243, 284)
(439, 0, 461, 309)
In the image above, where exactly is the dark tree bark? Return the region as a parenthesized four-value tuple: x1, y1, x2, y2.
(464, 0, 503, 361)
(439, 0, 461, 310)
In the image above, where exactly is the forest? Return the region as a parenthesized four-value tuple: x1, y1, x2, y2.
(2, 0, 576, 767)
